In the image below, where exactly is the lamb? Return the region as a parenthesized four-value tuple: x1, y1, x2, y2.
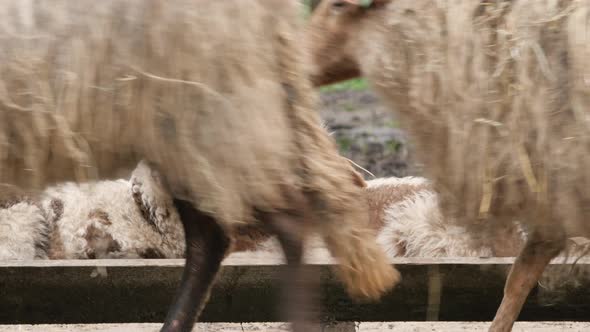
(241, 174, 590, 305)
(249, 176, 495, 267)
(306, 0, 590, 330)
(366, 176, 494, 259)
(362, 176, 590, 305)
(0, 161, 185, 261)
(0, 1, 399, 331)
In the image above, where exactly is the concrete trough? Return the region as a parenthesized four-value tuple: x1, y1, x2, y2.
(1, 253, 589, 325)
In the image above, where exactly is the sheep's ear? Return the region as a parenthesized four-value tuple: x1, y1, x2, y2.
(130, 161, 174, 232)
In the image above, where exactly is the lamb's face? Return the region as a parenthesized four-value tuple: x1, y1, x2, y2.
(306, 0, 391, 86)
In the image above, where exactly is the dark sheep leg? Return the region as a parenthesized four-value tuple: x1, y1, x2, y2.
(161, 199, 230, 332)
(489, 224, 565, 332)
(264, 211, 321, 332)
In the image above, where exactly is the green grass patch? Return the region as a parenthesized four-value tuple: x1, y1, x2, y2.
(386, 140, 403, 153)
(302, 0, 316, 18)
(384, 120, 398, 128)
(342, 103, 357, 112)
(337, 137, 353, 152)
(320, 78, 369, 93)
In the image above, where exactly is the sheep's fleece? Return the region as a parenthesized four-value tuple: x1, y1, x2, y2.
(0, 161, 185, 260)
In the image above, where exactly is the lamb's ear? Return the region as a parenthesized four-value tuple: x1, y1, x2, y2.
(340, 156, 369, 188)
(352, 169, 368, 188)
(130, 161, 174, 232)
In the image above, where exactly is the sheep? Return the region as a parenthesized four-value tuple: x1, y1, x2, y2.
(0, 161, 185, 261)
(306, 0, 590, 330)
(0, 1, 399, 331)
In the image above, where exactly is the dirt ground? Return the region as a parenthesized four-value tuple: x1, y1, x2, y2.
(318, 88, 421, 179)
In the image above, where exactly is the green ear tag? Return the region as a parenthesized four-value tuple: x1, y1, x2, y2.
(359, 0, 373, 8)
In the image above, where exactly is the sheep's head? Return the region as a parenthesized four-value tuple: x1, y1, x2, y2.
(306, 0, 391, 86)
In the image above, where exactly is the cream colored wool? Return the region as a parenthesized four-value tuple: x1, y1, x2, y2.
(0, 161, 185, 260)
(40, 161, 185, 259)
(0, 202, 47, 260)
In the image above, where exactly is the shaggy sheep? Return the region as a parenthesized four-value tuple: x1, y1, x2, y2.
(0, 1, 399, 331)
(306, 0, 590, 330)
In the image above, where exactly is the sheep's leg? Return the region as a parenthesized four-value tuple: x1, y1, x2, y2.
(489, 225, 565, 332)
(264, 212, 321, 332)
(161, 198, 230, 332)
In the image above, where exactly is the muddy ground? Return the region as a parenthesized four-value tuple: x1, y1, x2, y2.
(318, 88, 422, 179)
